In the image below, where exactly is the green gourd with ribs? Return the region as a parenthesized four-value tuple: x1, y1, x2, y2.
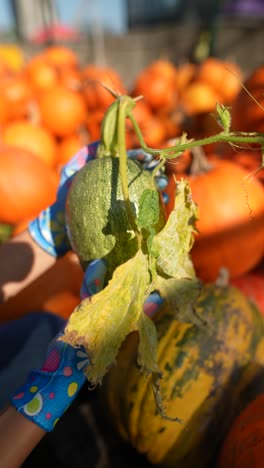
(66, 156, 165, 278)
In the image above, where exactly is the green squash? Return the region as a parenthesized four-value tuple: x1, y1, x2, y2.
(103, 283, 264, 468)
(66, 156, 165, 278)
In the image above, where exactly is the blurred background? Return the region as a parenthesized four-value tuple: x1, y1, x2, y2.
(0, 0, 264, 84)
(0, 0, 264, 323)
(1, 2, 264, 467)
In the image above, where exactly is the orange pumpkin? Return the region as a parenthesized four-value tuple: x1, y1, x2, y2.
(125, 100, 167, 148)
(220, 149, 264, 185)
(197, 57, 243, 103)
(231, 262, 264, 315)
(82, 65, 127, 111)
(176, 62, 197, 95)
(44, 45, 79, 71)
(180, 81, 220, 115)
(132, 60, 178, 112)
(86, 109, 104, 142)
(57, 134, 84, 166)
(0, 73, 33, 120)
(231, 65, 264, 133)
(165, 159, 264, 281)
(0, 146, 58, 224)
(26, 55, 58, 92)
(0, 58, 13, 79)
(147, 59, 178, 83)
(60, 67, 82, 90)
(130, 100, 153, 126)
(38, 85, 86, 137)
(26, 50, 80, 92)
(0, 98, 8, 124)
(130, 114, 167, 148)
(2, 121, 58, 167)
(217, 394, 264, 468)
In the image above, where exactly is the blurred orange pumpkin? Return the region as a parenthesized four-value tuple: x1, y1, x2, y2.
(26, 55, 59, 92)
(0, 146, 58, 224)
(132, 115, 167, 148)
(38, 85, 86, 137)
(44, 45, 79, 71)
(0, 74, 33, 120)
(60, 67, 82, 90)
(2, 121, 58, 167)
(197, 57, 243, 104)
(231, 65, 264, 133)
(181, 81, 220, 115)
(165, 159, 264, 281)
(0, 99, 8, 124)
(57, 134, 84, 166)
(176, 62, 197, 95)
(86, 108, 105, 142)
(132, 59, 178, 112)
(217, 394, 264, 468)
(82, 65, 127, 111)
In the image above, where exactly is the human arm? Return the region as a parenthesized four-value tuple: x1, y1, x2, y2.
(1, 258, 163, 467)
(0, 229, 56, 304)
(0, 404, 45, 468)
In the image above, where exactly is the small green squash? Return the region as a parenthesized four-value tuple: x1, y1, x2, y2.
(103, 283, 264, 468)
(66, 156, 165, 277)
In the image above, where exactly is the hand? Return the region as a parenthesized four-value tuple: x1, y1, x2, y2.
(28, 142, 168, 258)
(9, 261, 103, 432)
(11, 331, 89, 432)
(81, 259, 164, 318)
(11, 256, 164, 432)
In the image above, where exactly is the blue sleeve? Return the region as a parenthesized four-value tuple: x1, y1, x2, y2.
(28, 142, 100, 257)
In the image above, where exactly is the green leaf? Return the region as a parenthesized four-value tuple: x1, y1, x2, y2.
(153, 178, 198, 279)
(137, 189, 160, 232)
(137, 188, 160, 258)
(215, 103, 231, 133)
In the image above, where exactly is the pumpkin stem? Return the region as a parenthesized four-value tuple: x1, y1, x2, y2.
(118, 96, 142, 248)
(215, 267, 230, 288)
(128, 108, 264, 157)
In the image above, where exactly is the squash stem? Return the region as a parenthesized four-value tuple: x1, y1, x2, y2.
(128, 111, 264, 157)
(118, 98, 142, 248)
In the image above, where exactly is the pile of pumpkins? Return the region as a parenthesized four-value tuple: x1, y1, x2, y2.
(1, 45, 264, 467)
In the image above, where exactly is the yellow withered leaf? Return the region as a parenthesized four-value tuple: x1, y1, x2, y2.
(62, 249, 153, 383)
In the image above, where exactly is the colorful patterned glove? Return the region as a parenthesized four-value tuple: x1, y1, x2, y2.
(11, 331, 89, 432)
(11, 260, 164, 432)
(10, 261, 101, 432)
(80, 259, 165, 318)
(28, 142, 168, 258)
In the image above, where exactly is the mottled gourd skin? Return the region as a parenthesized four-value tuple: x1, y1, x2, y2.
(66, 157, 165, 276)
(104, 284, 264, 468)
